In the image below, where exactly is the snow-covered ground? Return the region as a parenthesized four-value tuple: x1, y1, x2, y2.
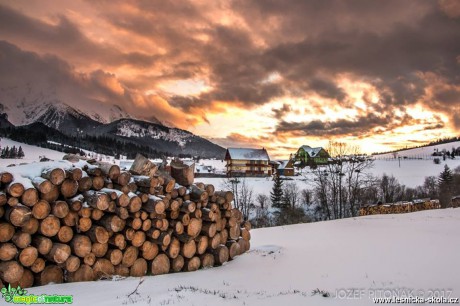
(25, 208, 460, 305)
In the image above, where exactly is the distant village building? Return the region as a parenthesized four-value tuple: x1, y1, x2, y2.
(276, 159, 295, 176)
(225, 148, 271, 177)
(295, 145, 330, 166)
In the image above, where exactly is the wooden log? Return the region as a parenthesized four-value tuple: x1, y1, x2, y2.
(130, 154, 158, 177)
(46, 243, 71, 264)
(31, 258, 46, 273)
(228, 225, 241, 240)
(12, 231, 31, 248)
(130, 258, 148, 277)
(127, 217, 142, 230)
(149, 231, 171, 247)
(186, 218, 202, 238)
(181, 200, 196, 213)
(10, 268, 34, 288)
(91, 176, 105, 190)
(180, 240, 196, 259)
(116, 171, 131, 186)
(70, 235, 92, 258)
(150, 253, 170, 275)
(0, 206, 3, 218)
(142, 219, 152, 232)
(40, 184, 60, 203)
(38, 215, 60, 237)
(93, 258, 115, 279)
(106, 249, 123, 266)
(142, 195, 166, 214)
(7, 181, 25, 198)
(0, 261, 24, 284)
(32, 200, 50, 219)
(66, 167, 83, 181)
(0, 243, 18, 260)
(60, 179, 79, 198)
(190, 185, 208, 202)
(78, 174, 93, 192)
(237, 238, 250, 254)
(108, 233, 126, 250)
(84, 191, 110, 211)
(18, 246, 38, 267)
(208, 233, 221, 250)
(0, 222, 15, 242)
(131, 231, 146, 248)
(242, 220, 252, 231)
(215, 191, 234, 202)
(183, 256, 200, 272)
(170, 219, 184, 235)
(195, 236, 209, 255)
(96, 162, 120, 181)
(121, 246, 138, 268)
(201, 208, 215, 222)
(32, 235, 53, 255)
(0, 171, 13, 184)
(87, 226, 109, 244)
(99, 214, 125, 233)
(7, 196, 19, 206)
(0, 192, 7, 206)
(50, 201, 69, 218)
(60, 255, 81, 273)
(85, 166, 102, 177)
(200, 253, 215, 269)
(170, 255, 184, 272)
(62, 211, 78, 227)
(166, 237, 181, 259)
(21, 217, 39, 235)
(201, 222, 217, 238)
(78, 217, 92, 232)
(211, 245, 229, 266)
(41, 168, 66, 186)
(35, 265, 63, 285)
(113, 265, 129, 277)
(170, 159, 194, 187)
(21, 217, 40, 235)
(5, 205, 31, 226)
(205, 184, 215, 197)
(220, 228, 228, 244)
(241, 228, 251, 241)
(83, 252, 96, 266)
(21, 187, 39, 207)
(91, 208, 104, 221)
(226, 240, 241, 260)
(67, 264, 95, 283)
(140, 241, 159, 260)
(127, 193, 142, 213)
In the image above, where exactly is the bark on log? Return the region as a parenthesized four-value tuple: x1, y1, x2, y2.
(130, 154, 158, 177)
(84, 191, 110, 211)
(170, 159, 194, 187)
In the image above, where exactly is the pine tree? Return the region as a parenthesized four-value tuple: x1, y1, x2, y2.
(17, 146, 25, 159)
(270, 173, 284, 208)
(439, 165, 453, 208)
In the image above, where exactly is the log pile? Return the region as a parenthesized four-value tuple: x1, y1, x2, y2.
(0, 154, 251, 288)
(359, 200, 441, 216)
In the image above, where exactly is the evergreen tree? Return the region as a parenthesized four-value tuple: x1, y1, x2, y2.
(270, 173, 284, 208)
(17, 146, 25, 159)
(439, 165, 453, 208)
(11, 146, 17, 158)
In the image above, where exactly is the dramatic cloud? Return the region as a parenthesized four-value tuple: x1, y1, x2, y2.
(0, 0, 459, 154)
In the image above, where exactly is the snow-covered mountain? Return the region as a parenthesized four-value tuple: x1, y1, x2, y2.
(0, 83, 138, 126)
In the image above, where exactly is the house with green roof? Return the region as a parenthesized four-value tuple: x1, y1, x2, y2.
(294, 145, 330, 166)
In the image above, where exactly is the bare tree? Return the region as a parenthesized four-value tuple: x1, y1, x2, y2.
(282, 182, 300, 208)
(221, 177, 254, 221)
(310, 141, 374, 219)
(256, 194, 269, 209)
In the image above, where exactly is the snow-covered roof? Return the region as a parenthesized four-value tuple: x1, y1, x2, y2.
(226, 148, 270, 161)
(277, 160, 293, 170)
(300, 145, 324, 157)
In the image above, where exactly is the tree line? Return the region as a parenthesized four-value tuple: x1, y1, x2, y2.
(0, 145, 25, 159)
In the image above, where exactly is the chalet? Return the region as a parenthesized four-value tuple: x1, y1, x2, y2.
(225, 148, 271, 177)
(276, 159, 295, 176)
(295, 145, 330, 166)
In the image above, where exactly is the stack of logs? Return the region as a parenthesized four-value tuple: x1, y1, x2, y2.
(0, 154, 251, 288)
(359, 200, 441, 216)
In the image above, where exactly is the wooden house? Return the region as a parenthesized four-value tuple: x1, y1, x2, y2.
(225, 148, 271, 177)
(276, 159, 295, 176)
(295, 145, 330, 166)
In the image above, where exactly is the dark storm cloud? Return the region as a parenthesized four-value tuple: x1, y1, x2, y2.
(1, 0, 460, 137)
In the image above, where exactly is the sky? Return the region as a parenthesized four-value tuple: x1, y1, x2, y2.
(0, 0, 459, 158)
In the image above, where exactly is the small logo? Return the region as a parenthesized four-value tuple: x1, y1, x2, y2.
(1, 284, 73, 304)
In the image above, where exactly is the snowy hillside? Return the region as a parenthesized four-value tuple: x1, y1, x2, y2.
(0, 138, 66, 167)
(375, 141, 460, 159)
(25, 208, 460, 305)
